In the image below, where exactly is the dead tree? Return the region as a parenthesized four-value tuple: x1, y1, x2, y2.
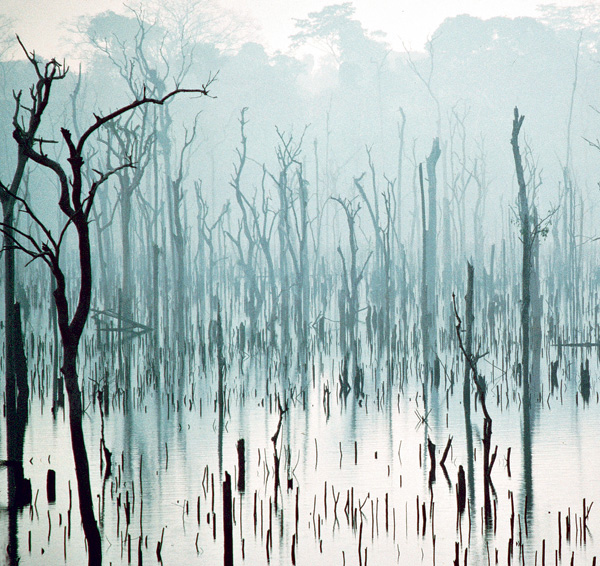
(169, 115, 200, 340)
(471, 148, 488, 272)
(419, 138, 441, 376)
(355, 162, 395, 353)
(227, 108, 265, 340)
(462, 262, 476, 518)
(3, 59, 213, 564)
(333, 197, 372, 396)
(267, 127, 307, 358)
(512, 109, 552, 391)
(354, 148, 383, 272)
(195, 181, 229, 314)
(561, 34, 581, 322)
(419, 163, 429, 375)
(511, 107, 532, 391)
(263, 153, 312, 359)
(425, 138, 441, 342)
(227, 110, 283, 348)
(353, 151, 383, 331)
(530, 206, 543, 384)
(135, 170, 162, 350)
(463, 263, 474, 409)
(380, 183, 395, 353)
(396, 107, 406, 252)
(230, 152, 278, 348)
(90, 7, 206, 344)
(256, 169, 280, 349)
(70, 66, 116, 309)
(0, 39, 65, 508)
(453, 290, 496, 528)
(289, 165, 311, 349)
(395, 109, 408, 328)
(447, 104, 472, 263)
(102, 108, 155, 323)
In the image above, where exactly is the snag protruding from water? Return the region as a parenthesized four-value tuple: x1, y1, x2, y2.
(237, 439, 246, 493)
(223, 471, 233, 566)
(271, 399, 289, 508)
(457, 465, 466, 516)
(453, 283, 495, 528)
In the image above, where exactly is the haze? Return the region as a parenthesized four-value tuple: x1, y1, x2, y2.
(1, 2, 600, 566)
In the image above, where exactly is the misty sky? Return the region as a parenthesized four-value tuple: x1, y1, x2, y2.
(1, 0, 594, 61)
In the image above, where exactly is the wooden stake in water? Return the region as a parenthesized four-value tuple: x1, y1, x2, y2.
(223, 472, 233, 566)
(237, 439, 245, 492)
(47, 469, 56, 503)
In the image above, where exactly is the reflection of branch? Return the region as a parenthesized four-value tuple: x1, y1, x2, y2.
(271, 400, 289, 446)
(439, 435, 452, 468)
(452, 292, 490, 422)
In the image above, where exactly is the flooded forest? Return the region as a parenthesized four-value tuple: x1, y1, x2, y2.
(1, 3, 600, 565)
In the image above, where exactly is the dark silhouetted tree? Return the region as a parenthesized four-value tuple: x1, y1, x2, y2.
(2, 40, 213, 564)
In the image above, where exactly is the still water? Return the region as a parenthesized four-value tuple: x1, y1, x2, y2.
(1, 349, 599, 565)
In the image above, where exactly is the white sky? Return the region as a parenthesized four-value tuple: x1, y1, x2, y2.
(0, 0, 594, 60)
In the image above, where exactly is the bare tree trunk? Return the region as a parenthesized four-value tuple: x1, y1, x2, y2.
(530, 207, 542, 391)
(462, 263, 476, 523)
(298, 170, 310, 346)
(511, 108, 530, 391)
(454, 288, 495, 530)
(396, 108, 406, 253)
(278, 171, 291, 357)
(419, 140, 441, 375)
(334, 197, 371, 396)
(464, 263, 474, 410)
(425, 138, 441, 355)
(63, 348, 102, 565)
(419, 163, 429, 373)
(121, 194, 133, 319)
(3, 211, 18, 506)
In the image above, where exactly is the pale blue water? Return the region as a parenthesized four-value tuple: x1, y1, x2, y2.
(2, 350, 599, 566)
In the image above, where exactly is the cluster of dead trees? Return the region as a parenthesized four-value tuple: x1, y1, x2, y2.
(0, 20, 591, 563)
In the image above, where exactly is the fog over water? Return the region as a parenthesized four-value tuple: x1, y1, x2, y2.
(1, 2, 600, 565)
